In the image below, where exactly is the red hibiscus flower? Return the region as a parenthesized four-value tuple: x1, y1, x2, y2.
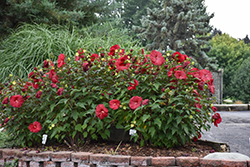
(109, 99, 120, 110)
(115, 56, 130, 71)
(172, 52, 187, 63)
(193, 133, 201, 142)
(51, 83, 58, 88)
(108, 44, 120, 56)
(207, 79, 215, 94)
(32, 79, 40, 89)
(174, 70, 187, 80)
(168, 67, 175, 77)
(57, 54, 65, 68)
(49, 69, 59, 83)
(35, 90, 42, 99)
(2, 97, 8, 104)
(212, 106, 217, 112)
(212, 113, 222, 127)
(75, 55, 80, 61)
(149, 50, 165, 66)
(188, 68, 200, 79)
(95, 104, 108, 120)
(43, 60, 49, 69)
(129, 96, 143, 110)
(10, 95, 24, 108)
(83, 62, 91, 72)
(90, 53, 100, 62)
(127, 79, 139, 90)
(29, 121, 42, 133)
(142, 99, 149, 105)
(57, 87, 64, 96)
(200, 69, 213, 82)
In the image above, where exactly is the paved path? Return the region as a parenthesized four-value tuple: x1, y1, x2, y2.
(201, 111, 250, 157)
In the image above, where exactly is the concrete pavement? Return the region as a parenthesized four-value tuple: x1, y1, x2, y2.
(201, 111, 250, 157)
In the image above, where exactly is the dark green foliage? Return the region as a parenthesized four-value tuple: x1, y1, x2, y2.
(229, 56, 250, 103)
(119, 0, 162, 28)
(242, 35, 250, 44)
(207, 34, 250, 100)
(210, 28, 222, 38)
(133, 0, 218, 71)
(0, 0, 119, 37)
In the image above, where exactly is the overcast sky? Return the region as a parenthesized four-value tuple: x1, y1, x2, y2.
(205, 0, 250, 39)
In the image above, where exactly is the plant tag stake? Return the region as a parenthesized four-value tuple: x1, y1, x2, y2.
(129, 129, 136, 136)
(42, 134, 48, 145)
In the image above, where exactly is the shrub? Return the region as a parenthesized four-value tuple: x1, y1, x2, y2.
(0, 45, 221, 148)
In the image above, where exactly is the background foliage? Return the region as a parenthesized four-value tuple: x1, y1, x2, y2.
(0, 0, 121, 38)
(207, 33, 250, 101)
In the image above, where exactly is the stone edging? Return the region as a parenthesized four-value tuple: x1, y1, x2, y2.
(1, 148, 250, 167)
(214, 104, 250, 111)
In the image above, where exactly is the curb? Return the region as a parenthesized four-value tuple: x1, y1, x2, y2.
(213, 104, 250, 111)
(1, 148, 250, 167)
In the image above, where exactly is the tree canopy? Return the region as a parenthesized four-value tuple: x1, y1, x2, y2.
(133, 0, 217, 70)
(207, 34, 250, 100)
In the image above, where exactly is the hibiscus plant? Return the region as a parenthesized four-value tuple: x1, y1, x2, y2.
(0, 45, 221, 148)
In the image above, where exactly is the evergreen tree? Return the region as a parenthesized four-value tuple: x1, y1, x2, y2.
(0, 0, 119, 37)
(243, 35, 250, 44)
(133, 0, 217, 71)
(119, 0, 161, 28)
(210, 28, 222, 38)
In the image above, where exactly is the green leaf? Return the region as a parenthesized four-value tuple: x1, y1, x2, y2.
(57, 98, 68, 105)
(75, 102, 86, 109)
(116, 123, 124, 129)
(140, 139, 144, 147)
(83, 132, 88, 138)
(149, 127, 156, 137)
(104, 129, 110, 138)
(82, 124, 87, 130)
(72, 111, 79, 121)
(142, 114, 150, 122)
(92, 134, 98, 140)
(75, 124, 82, 132)
(177, 117, 182, 125)
(49, 104, 56, 113)
(154, 118, 162, 128)
(183, 124, 189, 134)
(72, 131, 77, 138)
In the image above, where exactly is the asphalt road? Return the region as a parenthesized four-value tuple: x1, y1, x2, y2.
(201, 111, 250, 157)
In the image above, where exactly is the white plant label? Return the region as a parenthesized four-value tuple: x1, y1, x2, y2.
(42, 134, 48, 145)
(129, 129, 137, 136)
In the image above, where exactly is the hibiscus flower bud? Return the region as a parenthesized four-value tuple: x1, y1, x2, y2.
(57, 87, 64, 96)
(35, 90, 42, 99)
(142, 99, 149, 105)
(4, 117, 9, 124)
(2, 97, 8, 104)
(83, 62, 90, 72)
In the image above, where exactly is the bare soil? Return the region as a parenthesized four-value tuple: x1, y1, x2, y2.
(16, 140, 217, 158)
